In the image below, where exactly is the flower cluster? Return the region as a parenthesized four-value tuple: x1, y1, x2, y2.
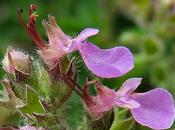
(1, 4, 175, 130)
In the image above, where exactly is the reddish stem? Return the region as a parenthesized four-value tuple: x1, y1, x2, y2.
(60, 75, 93, 105)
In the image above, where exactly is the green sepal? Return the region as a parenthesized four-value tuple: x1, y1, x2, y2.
(109, 108, 134, 130)
(30, 61, 52, 99)
(19, 85, 45, 115)
(0, 81, 24, 125)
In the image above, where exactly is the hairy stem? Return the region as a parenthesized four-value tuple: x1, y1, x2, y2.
(60, 75, 91, 104)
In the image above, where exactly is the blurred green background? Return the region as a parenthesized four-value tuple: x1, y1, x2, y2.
(1, 0, 175, 129)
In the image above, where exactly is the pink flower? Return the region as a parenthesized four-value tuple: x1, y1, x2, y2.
(41, 16, 134, 78)
(19, 6, 134, 78)
(85, 78, 175, 129)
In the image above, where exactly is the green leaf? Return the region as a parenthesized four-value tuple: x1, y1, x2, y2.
(67, 93, 84, 129)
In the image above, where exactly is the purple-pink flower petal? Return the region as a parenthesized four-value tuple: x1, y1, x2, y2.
(131, 88, 175, 129)
(115, 97, 140, 109)
(76, 28, 99, 43)
(68, 28, 99, 52)
(117, 78, 142, 96)
(78, 42, 134, 78)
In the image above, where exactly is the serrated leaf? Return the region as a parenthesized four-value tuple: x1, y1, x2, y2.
(67, 93, 84, 129)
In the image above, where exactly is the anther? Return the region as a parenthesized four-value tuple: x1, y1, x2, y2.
(18, 8, 23, 14)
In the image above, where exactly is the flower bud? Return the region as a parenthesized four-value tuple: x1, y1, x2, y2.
(2, 47, 31, 75)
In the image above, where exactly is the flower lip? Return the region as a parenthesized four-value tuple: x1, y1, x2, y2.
(78, 42, 134, 78)
(117, 79, 175, 129)
(131, 88, 175, 129)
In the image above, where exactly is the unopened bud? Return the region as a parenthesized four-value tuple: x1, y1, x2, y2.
(2, 47, 31, 75)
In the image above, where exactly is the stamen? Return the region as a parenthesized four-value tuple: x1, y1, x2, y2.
(17, 4, 47, 50)
(29, 4, 37, 16)
(17, 8, 26, 29)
